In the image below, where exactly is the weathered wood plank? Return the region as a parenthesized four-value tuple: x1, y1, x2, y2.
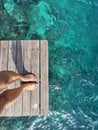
(30, 40, 39, 115)
(14, 40, 23, 116)
(40, 40, 48, 115)
(22, 40, 31, 116)
(0, 41, 9, 116)
(0, 41, 9, 70)
(6, 41, 16, 116)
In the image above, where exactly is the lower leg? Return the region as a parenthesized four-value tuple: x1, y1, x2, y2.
(0, 70, 37, 86)
(0, 83, 38, 115)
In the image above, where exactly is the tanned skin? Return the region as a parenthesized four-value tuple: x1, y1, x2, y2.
(0, 70, 38, 115)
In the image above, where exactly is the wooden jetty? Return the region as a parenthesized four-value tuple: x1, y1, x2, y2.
(0, 40, 48, 116)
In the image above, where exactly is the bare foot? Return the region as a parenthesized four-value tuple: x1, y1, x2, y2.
(20, 74, 37, 82)
(22, 83, 38, 91)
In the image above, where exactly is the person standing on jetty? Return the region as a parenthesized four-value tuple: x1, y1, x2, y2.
(0, 70, 38, 115)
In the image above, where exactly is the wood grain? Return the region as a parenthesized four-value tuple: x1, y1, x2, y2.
(14, 40, 23, 116)
(22, 40, 31, 116)
(30, 40, 39, 115)
(40, 40, 48, 115)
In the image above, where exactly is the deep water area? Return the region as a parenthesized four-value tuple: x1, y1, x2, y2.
(0, 0, 98, 129)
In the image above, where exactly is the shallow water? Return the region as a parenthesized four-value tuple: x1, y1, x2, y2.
(0, 0, 98, 129)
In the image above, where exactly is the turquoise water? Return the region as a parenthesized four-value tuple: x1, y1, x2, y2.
(0, 0, 98, 129)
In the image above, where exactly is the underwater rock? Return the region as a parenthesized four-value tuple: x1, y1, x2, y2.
(3, 0, 27, 22)
(1, 0, 56, 39)
(31, 34, 41, 39)
(26, 1, 56, 39)
(14, 0, 21, 5)
(13, 0, 40, 5)
(46, 20, 69, 41)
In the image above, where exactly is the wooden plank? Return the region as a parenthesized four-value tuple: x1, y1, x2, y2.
(0, 41, 9, 116)
(40, 40, 48, 115)
(14, 40, 23, 116)
(6, 41, 16, 116)
(22, 40, 31, 116)
(30, 40, 39, 115)
(0, 41, 9, 71)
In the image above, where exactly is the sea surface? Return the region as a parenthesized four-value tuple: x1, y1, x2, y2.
(0, 0, 98, 129)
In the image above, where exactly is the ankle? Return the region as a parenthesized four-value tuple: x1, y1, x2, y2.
(19, 76, 25, 81)
(20, 84, 26, 91)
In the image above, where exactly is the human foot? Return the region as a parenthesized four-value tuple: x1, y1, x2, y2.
(20, 74, 37, 82)
(22, 83, 38, 91)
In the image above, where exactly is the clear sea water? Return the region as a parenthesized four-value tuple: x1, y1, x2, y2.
(0, 0, 98, 129)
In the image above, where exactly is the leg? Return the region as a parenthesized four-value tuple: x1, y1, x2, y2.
(0, 83, 38, 115)
(0, 71, 37, 90)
